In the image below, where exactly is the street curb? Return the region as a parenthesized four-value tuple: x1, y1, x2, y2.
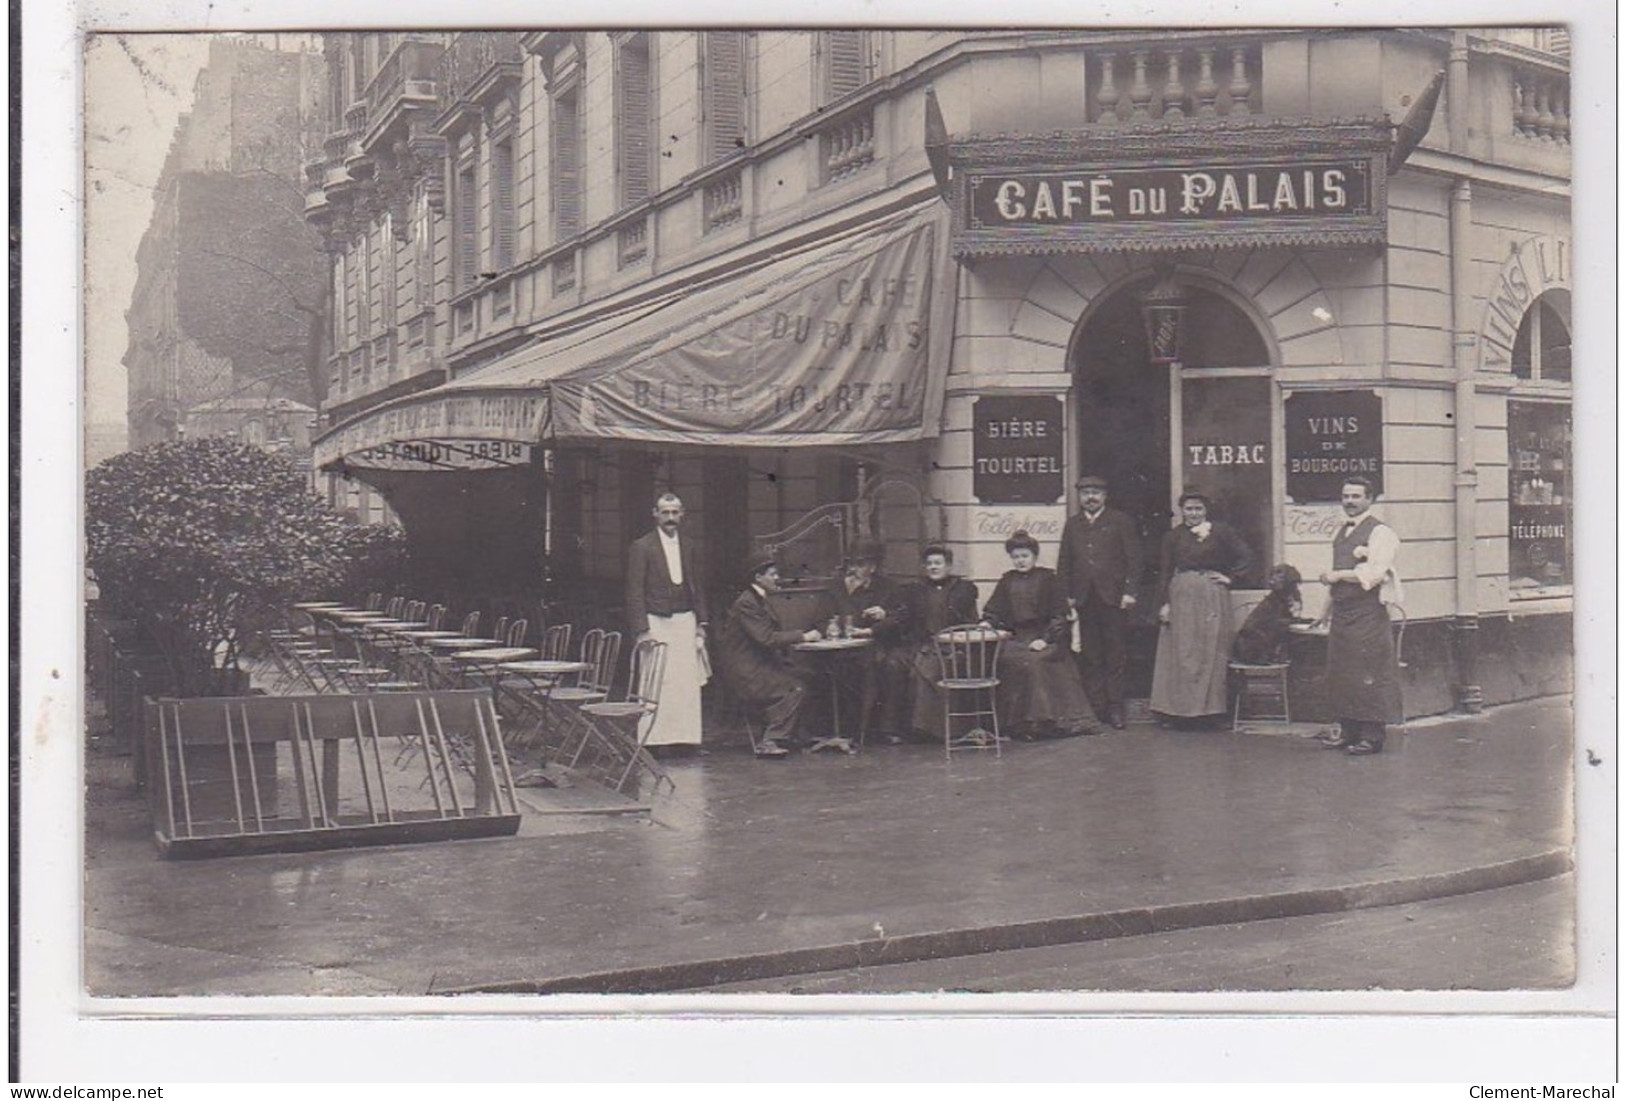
(450, 848, 1572, 995)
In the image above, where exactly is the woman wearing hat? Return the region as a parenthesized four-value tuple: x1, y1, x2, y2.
(1149, 492, 1255, 725)
(981, 531, 1107, 739)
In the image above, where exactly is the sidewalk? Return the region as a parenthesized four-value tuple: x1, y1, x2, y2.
(84, 697, 1574, 998)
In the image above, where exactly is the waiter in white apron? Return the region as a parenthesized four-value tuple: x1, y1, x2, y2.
(624, 492, 710, 755)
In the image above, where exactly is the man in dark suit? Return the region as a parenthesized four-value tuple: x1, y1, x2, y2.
(716, 558, 821, 758)
(625, 492, 710, 753)
(816, 538, 910, 744)
(1056, 474, 1143, 728)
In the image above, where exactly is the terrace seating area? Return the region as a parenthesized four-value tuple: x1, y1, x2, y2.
(254, 593, 670, 809)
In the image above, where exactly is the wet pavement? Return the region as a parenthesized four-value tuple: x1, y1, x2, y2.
(84, 696, 1574, 998)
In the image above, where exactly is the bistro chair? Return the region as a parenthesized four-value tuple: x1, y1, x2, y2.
(457, 610, 481, 639)
(548, 628, 621, 709)
(542, 623, 573, 663)
(932, 624, 1005, 759)
(505, 618, 529, 648)
(1228, 597, 1293, 733)
(576, 638, 673, 797)
(1388, 602, 1409, 722)
(364, 591, 384, 612)
(488, 616, 510, 645)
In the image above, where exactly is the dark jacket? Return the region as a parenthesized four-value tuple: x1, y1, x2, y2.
(815, 572, 908, 644)
(1155, 521, 1256, 607)
(715, 586, 806, 697)
(625, 528, 709, 634)
(1057, 508, 1143, 606)
(899, 576, 981, 645)
(982, 566, 1071, 646)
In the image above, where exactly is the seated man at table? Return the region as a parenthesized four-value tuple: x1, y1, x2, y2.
(715, 557, 822, 758)
(815, 538, 911, 745)
(901, 544, 980, 743)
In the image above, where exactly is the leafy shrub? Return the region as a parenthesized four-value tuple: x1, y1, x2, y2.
(86, 437, 354, 696)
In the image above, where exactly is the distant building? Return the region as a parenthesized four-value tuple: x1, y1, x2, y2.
(123, 37, 329, 452)
(303, 29, 1572, 716)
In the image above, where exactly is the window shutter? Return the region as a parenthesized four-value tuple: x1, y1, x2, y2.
(824, 30, 866, 102)
(553, 88, 581, 236)
(491, 139, 515, 269)
(456, 162, 478, 289)
(703, 31, 746, 162)
(617, 34, 652, 205)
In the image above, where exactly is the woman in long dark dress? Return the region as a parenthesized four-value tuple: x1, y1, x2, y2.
(981, 531, 1106, 738)
(1149, 492, 1255, 723)
(903, 544, 980, 740)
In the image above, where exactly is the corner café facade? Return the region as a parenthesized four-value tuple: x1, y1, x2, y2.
(313, 33, 1572, 721)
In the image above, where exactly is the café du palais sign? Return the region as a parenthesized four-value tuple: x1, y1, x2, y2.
(946, 118, 1391, 257)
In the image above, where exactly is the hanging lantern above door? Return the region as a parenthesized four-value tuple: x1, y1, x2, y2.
(1140, 271, 1189, 364)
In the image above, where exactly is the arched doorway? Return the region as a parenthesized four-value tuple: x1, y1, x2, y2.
(1071, 274, 1274, 697)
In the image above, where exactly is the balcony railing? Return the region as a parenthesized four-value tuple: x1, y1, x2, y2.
(617, 217, 649, 268)
(551, 254, 578, 296)
(364, 37, 446, 124)
(441, 32, 525, 104)
(702, 171, 744, 233)
(819, 108, 876, 182)
(1510, 67, 1570, 145)
(1088, 42, 1263, 123)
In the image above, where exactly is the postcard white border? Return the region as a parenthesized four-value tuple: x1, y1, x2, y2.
(21, 0, 1618, 1082)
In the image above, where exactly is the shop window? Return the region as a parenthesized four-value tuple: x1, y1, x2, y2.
(1507, 401, 1572, 596)
(1510, 291, 1571, 382)
(700, 31, 748, 164)
(614, 32, 653, 207)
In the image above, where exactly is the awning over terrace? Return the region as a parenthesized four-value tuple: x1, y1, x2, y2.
(313, 199, 954, 471)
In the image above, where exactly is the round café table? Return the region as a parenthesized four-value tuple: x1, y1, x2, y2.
(792, 636, 875, 754)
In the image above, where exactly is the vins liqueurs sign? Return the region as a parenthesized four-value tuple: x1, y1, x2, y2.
(974, 395, 1065, 504)
(972, 162, 1368, 228)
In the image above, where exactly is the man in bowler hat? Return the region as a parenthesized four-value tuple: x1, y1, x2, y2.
(1056, 474, 1143, 728)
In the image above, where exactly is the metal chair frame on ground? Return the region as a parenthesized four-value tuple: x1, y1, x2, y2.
(1388, 601, 1409, 722)
(575, 638, 673, 797)
(932, 624, 1004, 759)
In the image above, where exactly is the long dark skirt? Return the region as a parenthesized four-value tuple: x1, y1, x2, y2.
(1327, 591, 1403, 723)
(1150, 571, 1233, 717)
(996, 636, 1101, 735)
(909, 644, 945, 735)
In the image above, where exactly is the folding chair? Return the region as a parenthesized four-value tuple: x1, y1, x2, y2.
(932, 624, 1004, 759)
(505, 618, 530, 648)
(542, 623, 573, 662)
(577, 638, 673, 796)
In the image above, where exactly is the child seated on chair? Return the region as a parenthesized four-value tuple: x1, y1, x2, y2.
(1232, 564, 1304, 665)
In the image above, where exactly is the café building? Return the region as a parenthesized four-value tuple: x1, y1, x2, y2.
(306, 28, 1572, 717)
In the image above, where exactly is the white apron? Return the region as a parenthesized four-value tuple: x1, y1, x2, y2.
(643, 611, 708, 746)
